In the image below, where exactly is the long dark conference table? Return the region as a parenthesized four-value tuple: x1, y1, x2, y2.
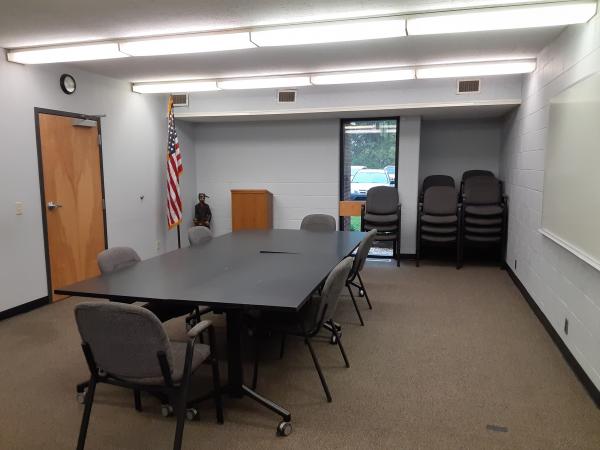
(56, 229, 365, 433)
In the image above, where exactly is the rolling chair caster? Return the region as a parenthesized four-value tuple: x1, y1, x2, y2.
(76, 389, 87, 404)
(277, 421, 292, 436)
(185, 314, 199, 331)
(185, 408, 199, 421)
(161, 404, 174, 417)
(329, 330, 342, 345)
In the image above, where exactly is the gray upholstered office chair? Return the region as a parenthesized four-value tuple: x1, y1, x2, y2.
(345, 229, 377, 326)
(417, 180, 461, 268)
(97, 246, 140, 274)
(188, 226, 212, 246)
(251, 257, 353, 402)
(300, 214, 336, 231)
(97, 247, 210, 327)
(74, 302, 223, 450)
(361, 186, 401, 266)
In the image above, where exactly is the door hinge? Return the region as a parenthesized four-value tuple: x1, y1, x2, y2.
(97, 134, 102, 147)
(102, 198, 106, 210)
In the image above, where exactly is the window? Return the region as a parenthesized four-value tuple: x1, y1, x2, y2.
(340, 118, 399, 256)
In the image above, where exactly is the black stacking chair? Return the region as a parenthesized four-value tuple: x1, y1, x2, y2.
(361, 186, 401, 266)
(420, 174, 455, 202)
(462, 170, 494, 180)
(460, 175, 508, 264)
(251, 258, 353, 402)
(417, 176, 461, 268)
(74, 302, 223, 450)
(459, 170, 495, 199)
(301, 214, 336, 231)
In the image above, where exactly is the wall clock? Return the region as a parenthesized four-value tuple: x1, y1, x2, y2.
(60, 74, 76, 95)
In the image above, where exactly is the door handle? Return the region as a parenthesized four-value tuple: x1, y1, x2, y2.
(47, 201, 63, 210)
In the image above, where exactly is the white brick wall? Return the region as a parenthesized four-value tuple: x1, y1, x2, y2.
(501, 15, 600, 389)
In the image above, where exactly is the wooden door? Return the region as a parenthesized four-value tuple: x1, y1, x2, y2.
(37, 113, 106, 301)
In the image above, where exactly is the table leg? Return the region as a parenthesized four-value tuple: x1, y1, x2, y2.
(225, 310, 244, 397)
(224, 309, 292, 433)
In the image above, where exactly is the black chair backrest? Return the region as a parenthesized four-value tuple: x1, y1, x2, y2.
(423, 186, 458, 215)
(463, 176, 502, 205)
(365, 186, 399, 215)
(74, 302, 172, 380)
(301, 214, 336, 231)
(423, 175, 455, 192)
(462, 170, 494, 181)
(97, 247, 141, 274)
(421, 175, 455, 201)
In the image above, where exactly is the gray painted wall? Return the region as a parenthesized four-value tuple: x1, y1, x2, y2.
(193, 117, 422, 254)
(0, 53, 189, 313)
(500, 15, 600, 389)
(419, 119, 502, 187)
(194, 120, 340, 235)
(398, 117, 421, 254)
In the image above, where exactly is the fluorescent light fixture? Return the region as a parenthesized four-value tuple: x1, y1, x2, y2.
(132, 80, 219, 93)
(250, 17, 406, 47)
(416, 59, 536, 79)
(407, 1, 598, 35)
(7, 42, 127, 64)
(119, 31, 255, 56)
(217, 75, 311, 90)
(311, 67, 415, 85)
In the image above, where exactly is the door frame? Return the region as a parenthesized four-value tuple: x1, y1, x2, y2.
(34, 107, 109, 298)
(338, 116, 400, 230)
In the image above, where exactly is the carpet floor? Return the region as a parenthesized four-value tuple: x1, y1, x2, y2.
(1, 261, 599, 449)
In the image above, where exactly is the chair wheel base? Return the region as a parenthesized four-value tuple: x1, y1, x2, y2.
(76, 390, 87, 404)
(329, 332, 341, 345)
(186, 408, 198, 421)
(277, 421, 292, 436)
(161, 404, 174, 417)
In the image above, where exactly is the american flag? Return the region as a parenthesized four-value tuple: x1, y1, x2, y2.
(167, 96, 183, 229)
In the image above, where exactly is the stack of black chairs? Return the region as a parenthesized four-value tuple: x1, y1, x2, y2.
(361, 186, 402, 267)
(460, 171, 508, 264)
(416, 175, 461, 268)
(416, 170, 508, 267)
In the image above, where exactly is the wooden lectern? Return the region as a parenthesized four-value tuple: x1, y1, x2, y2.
(231, 189, 273, 231)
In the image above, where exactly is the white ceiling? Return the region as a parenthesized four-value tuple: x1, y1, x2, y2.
(1, 0, 564, 83)
(66, 28, 560, 82)
(0, 0, 556, 48)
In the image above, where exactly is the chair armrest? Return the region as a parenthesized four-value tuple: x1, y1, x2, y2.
(187, 320, 212, 339)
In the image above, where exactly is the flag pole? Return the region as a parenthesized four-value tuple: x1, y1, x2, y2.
(177, 225, 181, 249)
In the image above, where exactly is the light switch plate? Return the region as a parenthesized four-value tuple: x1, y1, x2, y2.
(16, 202, 23, 215)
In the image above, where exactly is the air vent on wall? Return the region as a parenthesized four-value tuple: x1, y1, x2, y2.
(277, 89, 297, 103)
(457, 79, 480, 94)
(171, 93, 189, 106)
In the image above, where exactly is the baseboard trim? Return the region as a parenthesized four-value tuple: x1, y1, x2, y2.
(504, 263, 600, 408)
(0, 296, 49, 321)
